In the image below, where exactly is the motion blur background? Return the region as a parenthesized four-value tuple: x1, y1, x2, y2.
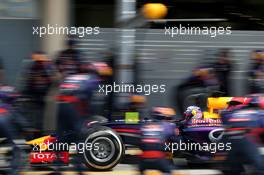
(0, 0, 263, 129)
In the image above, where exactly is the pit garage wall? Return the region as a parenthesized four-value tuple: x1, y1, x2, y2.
(76, 28, 264, 108)
(0, 19, 40, 87)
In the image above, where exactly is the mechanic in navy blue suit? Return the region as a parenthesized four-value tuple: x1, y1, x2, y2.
(248, 50, 264, 93)
(56, 61, 112, 141)
(55, 39, 83, 78)
(213, 49, 233, 96)
(57, 74, 100, 140)
(0, 110, 21, 175)
(221, 96, 264, 175)
(0, 86, 31, 175)
(139, 107, 179, 173)
(54, 70, 101, 175)
(54, 62, 113, 174)
(23, 52, 55, 131)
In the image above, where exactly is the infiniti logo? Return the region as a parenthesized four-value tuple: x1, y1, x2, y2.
(208, 128, 224, 142)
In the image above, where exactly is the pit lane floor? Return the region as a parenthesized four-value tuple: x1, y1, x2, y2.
(0, 141, 223, 175)
(17, 156, 223, 175)
(19, 163, 223, 175)
(7, 147, 264, 174)
(5, 144, 264, 175)
(17, 148, 223, 175)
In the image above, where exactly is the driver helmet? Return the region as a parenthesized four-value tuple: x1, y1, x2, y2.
(184, 106, 203, 120)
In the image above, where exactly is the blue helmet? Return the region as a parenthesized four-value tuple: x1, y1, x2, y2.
(184, 106, 203, 120)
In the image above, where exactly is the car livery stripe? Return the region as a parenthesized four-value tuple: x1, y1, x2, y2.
(113, 128, 141, 134)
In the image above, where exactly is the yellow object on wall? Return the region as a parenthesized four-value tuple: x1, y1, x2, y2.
(142, 3, 168, 19)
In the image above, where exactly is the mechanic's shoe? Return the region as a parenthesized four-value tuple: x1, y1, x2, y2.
(143, 170, 163, 175)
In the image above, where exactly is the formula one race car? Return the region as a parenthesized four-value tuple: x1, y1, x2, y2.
(26, 95, 264, 171)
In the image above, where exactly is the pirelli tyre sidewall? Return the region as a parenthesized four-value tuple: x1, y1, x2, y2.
(82, 126, 124, 170)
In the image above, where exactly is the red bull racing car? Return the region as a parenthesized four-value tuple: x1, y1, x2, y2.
(25, 95, 264, 171)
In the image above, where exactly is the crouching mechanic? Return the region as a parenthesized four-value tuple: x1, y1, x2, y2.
(139, 107, 180, 174)
(221, 95, 264, 175)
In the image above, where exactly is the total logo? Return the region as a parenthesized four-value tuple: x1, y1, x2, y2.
(30, 151, 69, 164)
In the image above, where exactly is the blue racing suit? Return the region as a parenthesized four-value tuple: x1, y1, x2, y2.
(222, 107, 264, 175)
(56, 74, 100, 140)
(139, 121, 179, 173)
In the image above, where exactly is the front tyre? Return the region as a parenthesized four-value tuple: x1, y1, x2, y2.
(82, 126, 124, 171)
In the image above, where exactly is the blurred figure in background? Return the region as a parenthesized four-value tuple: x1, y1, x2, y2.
(213, 48, 233, 95)
(103, 49, 116, 117)
(84, 61, 113, 117)
(23, 51, 55, 131)
(174, 67, 219, 114)
(55, 39, 83, 79)
(128, 94, 147, 119)
(0, 57, 5, 85)
(254, 70, 264, 93)
(248, 50, 264, 93)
